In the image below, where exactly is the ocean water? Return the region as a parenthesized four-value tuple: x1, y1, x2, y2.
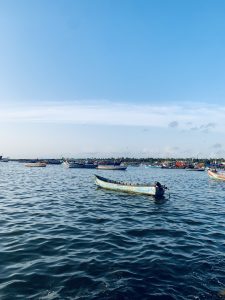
(1, 163, 225, 300)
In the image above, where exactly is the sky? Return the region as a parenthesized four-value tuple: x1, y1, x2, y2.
(0, 0, 225, 158)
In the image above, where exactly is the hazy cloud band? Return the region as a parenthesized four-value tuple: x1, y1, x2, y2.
(0, 101, 224, 131)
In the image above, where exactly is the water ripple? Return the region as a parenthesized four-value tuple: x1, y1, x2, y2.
(0, 164, 225, 299)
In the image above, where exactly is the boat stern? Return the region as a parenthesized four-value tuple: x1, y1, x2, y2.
(155, 182, 166, 197)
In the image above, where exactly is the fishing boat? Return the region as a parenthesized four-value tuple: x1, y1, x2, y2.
(25, 162, 47, 167)
(97, 165, 127, 170)
(0, 157, 9, 162)
(95, 175, 166, 197)
(207, 169, 225, 181)
(63, 161, 83, 168)
(186, 167, 205, 171)
(63, 161, 96, 168)
(144, 165, 161, 168)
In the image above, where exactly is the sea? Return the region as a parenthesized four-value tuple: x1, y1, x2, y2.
(1, 162, 225, 300)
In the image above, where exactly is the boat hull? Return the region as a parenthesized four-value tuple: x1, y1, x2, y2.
(63, 161, 96, 168)
(0, 158, 9, 162)
(63, 161, 83, 168)
(83, 164, 97, 169)
(208, 170, 225, 181)
(25, 162, 47, 167)
(97, 165, 127, 170)
(95, 175, 165, 197)
(186, 168, 205, 171)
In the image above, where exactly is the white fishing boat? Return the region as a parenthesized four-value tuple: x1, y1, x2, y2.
(95, 175, 166, 197)
(25, 162, 47, 167)
(97, 165, 127, 170)
(63, 161, 83, 168)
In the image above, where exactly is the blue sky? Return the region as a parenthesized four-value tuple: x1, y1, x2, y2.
(0, 0, 225, 158)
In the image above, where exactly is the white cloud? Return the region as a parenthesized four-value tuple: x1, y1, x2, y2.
(0, 101, 224, 132)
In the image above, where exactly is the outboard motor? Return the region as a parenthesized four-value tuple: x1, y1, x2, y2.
(155, 182, 168, 193)
(155, 181, 162, 188)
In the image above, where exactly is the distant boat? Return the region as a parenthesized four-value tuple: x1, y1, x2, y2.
(25, 162, 47, 167)
(161, 166, 176, 169)
(145, 165, 161, 168)
(83, 163, 97, 169)
(96, 160, 126, 170)
(186, 168, 205, 171)
(95, 175, 166, 197)
(0, 158, 9, 162)
(63, 161, 96, 168)
(207, 169, 225, 181)
(63, 161, 83, 168)
(97, 165, 127, 170)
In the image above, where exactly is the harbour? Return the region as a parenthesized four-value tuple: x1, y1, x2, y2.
(1, 0, 225, 298)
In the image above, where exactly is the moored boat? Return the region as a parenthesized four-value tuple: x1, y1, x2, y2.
(207, 169, 225, 181)
(0, 158, 9, 162)
(83, 162, 97, 169)
(63, 161, 83, 168)
(97, 165, 127, 170)
(95, 174, 166, 197)
(144, 165, 161, 168)
(25, 162, 47, 167)
(63, 161, 97, 168)
(186, 168, 205, 171)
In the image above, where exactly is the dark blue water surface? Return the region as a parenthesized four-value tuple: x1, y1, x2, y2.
(1, 163, 225, 300)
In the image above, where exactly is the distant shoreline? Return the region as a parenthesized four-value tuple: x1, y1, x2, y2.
(6, 157, 224, 164)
